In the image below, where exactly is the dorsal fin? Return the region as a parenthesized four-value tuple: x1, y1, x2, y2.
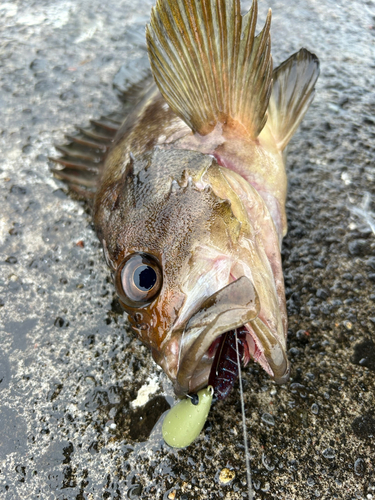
(50, 115, 122, 202)
(146, 0, 273, 139)
(267, 48, 320, 151)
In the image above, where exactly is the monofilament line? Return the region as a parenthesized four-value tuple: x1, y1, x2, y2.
(235, 329, 254, 500)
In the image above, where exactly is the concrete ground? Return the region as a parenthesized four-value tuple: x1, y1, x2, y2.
(0, 0, 374, 498)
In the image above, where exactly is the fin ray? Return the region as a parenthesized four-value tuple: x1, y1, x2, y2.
(51, 157, 100, 172)
(50, 168, 98, 188)
(51, 69, 156, 202)
(146, 0, 273, 138)
(65, 135, 107, 151)
(51, 118, 119, 200)
(267, 48, 320, 150)
(54, 145, 102, 163)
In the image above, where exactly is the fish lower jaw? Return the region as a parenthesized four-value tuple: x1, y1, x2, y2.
(175, 326, 249, 398)
(175, 321, 290, 399)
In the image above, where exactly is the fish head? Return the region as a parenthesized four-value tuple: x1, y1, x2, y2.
(96, 148, 289, 397)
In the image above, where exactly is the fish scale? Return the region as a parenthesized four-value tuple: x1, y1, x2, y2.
(51, 0, 319, 439)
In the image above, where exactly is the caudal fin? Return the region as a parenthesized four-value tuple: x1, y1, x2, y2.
(146, 0, 273, 139)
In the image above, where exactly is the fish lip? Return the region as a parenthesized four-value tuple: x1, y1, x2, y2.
(173, 277, 290, 397)
(173, 276, 260, 396)
(249, 317, 290, 384)
(174, 323, 290, 397)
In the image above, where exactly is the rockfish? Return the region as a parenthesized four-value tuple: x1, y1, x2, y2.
(52, 0, 319, 400)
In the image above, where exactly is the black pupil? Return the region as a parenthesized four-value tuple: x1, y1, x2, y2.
(134, 265, 157, 291)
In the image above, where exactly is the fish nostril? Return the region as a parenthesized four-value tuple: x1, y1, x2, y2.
(128, 313, 149, 333)
(134, 312, 143, 322)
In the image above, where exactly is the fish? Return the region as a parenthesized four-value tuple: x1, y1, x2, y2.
(52, 0, 319, 400)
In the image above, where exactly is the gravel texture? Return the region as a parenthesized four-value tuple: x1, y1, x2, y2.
(0, 0, 374, 499)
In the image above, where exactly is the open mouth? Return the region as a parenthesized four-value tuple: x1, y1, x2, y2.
(207, 327, 249, 400)
(174, 277, 290, 398)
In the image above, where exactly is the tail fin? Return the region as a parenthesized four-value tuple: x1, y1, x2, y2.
(146, 0, 273, 139)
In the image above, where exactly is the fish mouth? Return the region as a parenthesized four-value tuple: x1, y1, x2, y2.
(174, 276, 290, 398)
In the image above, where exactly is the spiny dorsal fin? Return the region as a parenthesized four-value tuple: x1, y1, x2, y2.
(50, 115, 121, 202)
(146, 0, 273, 139)
(267, 48, 320, 151)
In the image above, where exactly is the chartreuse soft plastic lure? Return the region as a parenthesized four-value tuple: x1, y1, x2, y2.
(162, 386, 214, 448)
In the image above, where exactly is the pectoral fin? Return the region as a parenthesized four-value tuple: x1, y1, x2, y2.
(267, 48, 320, 151)
(146, 0, 273, 139)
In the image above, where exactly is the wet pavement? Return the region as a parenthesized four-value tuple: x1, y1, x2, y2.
(0, 0, 374, 498)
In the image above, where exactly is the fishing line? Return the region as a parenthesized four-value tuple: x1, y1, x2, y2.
(235, 329, 254, 500)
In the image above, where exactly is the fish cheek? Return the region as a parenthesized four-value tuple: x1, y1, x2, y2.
(123, 306, 155, 348)
(122, 305, 161, 351)
(120, 288, 185, 352)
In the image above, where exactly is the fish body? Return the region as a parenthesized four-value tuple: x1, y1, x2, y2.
(53, 0, 319, 398)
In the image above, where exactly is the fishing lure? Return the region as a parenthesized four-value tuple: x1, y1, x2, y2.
(162, 386, 213, 448)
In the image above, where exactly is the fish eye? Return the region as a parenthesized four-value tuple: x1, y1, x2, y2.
(115, 253, 162, 307)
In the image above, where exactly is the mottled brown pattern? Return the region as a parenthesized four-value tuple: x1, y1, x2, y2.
(96, 148, 241, 352)
(86, 0, 319, 395)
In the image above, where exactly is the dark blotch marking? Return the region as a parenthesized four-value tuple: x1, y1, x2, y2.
(351, 339, 375, 371)
(118, 395, 170, 442)
(352, 411, 375, 439)
(10, 185, 27, 195)
(0, 354, 11, 389)
(48, 383, 63, 402)
(62, 442, 74, 464)
(111, 297, 124, 315)
(348, 239, 370, 256)
(5, 256, 17, 264)
(127, 484, 143, 499)
(54, 317, 69, 328)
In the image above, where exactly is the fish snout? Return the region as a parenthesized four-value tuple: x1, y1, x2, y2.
(151, 336, 180, 382)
